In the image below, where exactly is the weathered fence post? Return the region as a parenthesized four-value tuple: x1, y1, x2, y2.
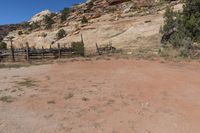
(81, 34, 84, 43)
(70, 43, 72, 57)
(96, 43, 101, 55)
(58, 43, 61, 58)
(110, 42, 113, 53)
(80, 34, 85, 56)
(26, 42, 29, 61)
(10, 41, 15, 62)
(7, 36, 15, 62)
(42, 46, 45, 59)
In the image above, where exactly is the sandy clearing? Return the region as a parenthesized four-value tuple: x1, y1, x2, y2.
(0, 58, 200, 133)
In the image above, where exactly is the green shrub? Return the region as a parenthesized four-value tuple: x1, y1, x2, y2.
(30, 22, 40, 30)
(56, 29, 66, 40)
(179, 47, 189, 58)
(20, 22, 30, 29)
(81, 16, 88, 24)
(161, 1, 200, 44)
(182, 0, 200, 41)
(86, 1, 94, 12)
(169, 31, 187, 48)
(18, 31, 23, 35)
(60, 8, 70, 22)
(44, 15, 55, 29)
(41, 32, 47, 38)
(160, 1, 200, 57)
(50, 13, 57, 18)
(71, 41, 84, 56)
(161, 6, 178, 34)
(0, 42, 7, 49)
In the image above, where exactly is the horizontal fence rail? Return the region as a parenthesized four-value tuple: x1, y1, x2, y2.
(0, 44, 76, 62)
(0, 41, 117, 62)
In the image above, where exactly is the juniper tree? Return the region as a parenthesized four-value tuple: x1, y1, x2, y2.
(182, 0, 200, 41)
(60, 8, 70, 22)
(161, 0, 200, 47)
(44, 15, 55, 29)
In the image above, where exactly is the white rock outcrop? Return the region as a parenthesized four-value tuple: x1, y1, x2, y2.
(29, 10, 52, 23)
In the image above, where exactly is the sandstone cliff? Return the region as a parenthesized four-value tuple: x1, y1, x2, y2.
(2, 0, 181, 54)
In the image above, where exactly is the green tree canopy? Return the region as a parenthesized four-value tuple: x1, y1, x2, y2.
(60, 8, 71, 22)
(161, 0, 200, 46)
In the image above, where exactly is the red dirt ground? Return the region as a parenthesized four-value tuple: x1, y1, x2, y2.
(0, 58, 200, 133)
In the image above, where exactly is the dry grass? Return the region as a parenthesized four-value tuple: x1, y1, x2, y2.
(47, 101, 56, 104)
(0, 63, 30, 69)
(0, 96, 14, 103)
(15, 78, 38, 88)
(82, 97, 89, 101)
(0, 60, 54, 69)
(64, 93, 74, 100)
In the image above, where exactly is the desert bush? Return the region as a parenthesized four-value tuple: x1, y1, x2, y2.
(182, 0, 200, 40)
(30, 22, 40, 30)
(20, 22, 30, 29)
(169, 31, 187, 48)
(161, 7, 176, 34)
(0, 96, 14, 103)
(85, 1, 94, 12)
(81, 16, 88, 24)
(44, 15, 55, 29)
(18, 30, 23, 35)
(56, 29, 66, 40)
(87, 1, 94, 9)
(50, 13, 57, 18)
(71, 41, 84, 56)
(161, 0, 200, 57)
(60, 8, 70, 22)
(0, 42, 7, 49)
(39, 32, 47, 38)
(179, 47, 189, 58)
(161, 1, 200, 43)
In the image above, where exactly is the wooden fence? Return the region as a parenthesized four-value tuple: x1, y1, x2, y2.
(95, 43, 116, 55)
(0, 42, 117, 62)
(0, 43, 76, 62)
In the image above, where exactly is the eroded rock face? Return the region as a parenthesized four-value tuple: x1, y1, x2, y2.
(2, 0, 180, 51)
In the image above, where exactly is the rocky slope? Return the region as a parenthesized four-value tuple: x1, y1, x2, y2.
(0, 25, 18, 41)
(1, 0, 181, 54)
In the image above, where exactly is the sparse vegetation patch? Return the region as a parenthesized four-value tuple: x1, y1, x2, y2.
(44, 15, 55, 29)
(15, 78, 38, 87)
(64, 93, 74, 100)
(160, 0, 200, 58)
(0, 96, 14, 103)
(81, 16, 88, 24)
(71, 41, 85, 56)
(60, 7, 70, 22)
(56, 29, 66, 40)
(0, 42, 7, 49)
(82, 97, 89, 101)
(47, 100, 56, 104)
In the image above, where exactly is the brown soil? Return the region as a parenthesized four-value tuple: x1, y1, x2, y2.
(0, 58, 200, 133)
